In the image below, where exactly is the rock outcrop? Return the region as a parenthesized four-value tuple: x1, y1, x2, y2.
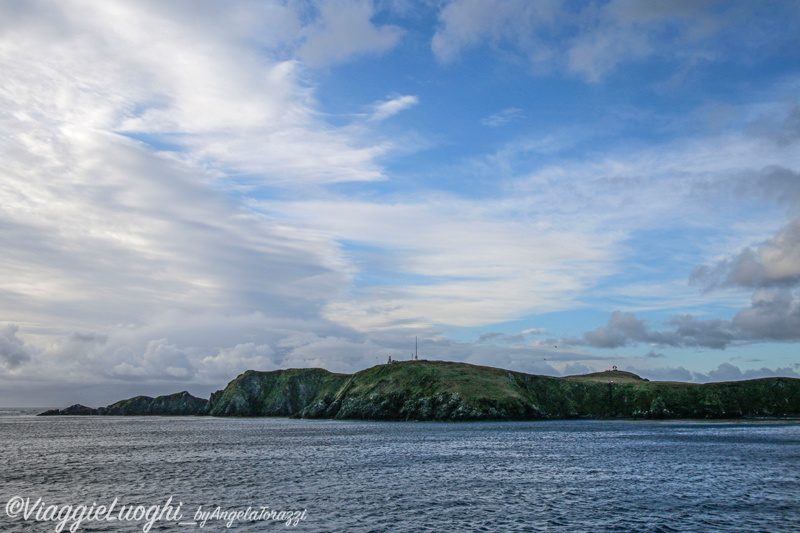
(39, 404, 99, 416)
(102, 391, 208, 416)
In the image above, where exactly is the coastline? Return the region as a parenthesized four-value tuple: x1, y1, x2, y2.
(38, 360, 800, 422)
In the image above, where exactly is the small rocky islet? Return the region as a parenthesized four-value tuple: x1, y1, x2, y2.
(39, 360, 800, 421)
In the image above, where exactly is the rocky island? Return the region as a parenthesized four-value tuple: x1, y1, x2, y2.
(39, 360, 800, 421)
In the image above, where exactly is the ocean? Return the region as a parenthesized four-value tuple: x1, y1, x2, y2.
(1, 413, 798, 532)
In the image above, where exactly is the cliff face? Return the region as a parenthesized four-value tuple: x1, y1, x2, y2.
(102, 391, 208, 416)
(38, 361, 800, 421)
(207, 368, 348, 417)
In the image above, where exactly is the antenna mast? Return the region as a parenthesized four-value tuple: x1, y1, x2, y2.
(415, 336, 418, 360)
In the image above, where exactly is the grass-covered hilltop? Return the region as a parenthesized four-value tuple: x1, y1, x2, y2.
(40, 360, 800, 421)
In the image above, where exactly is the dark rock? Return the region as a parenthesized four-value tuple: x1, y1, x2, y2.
(38, 404, 98, 416)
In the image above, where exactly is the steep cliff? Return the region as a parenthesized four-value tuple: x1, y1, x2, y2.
(207, 368, 348, 416)
(102, 391, 208, 416)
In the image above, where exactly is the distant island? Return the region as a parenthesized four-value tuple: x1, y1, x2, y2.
(39, 360, 800, 421)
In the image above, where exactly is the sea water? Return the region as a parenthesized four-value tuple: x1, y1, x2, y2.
(0, 413, 798, 532)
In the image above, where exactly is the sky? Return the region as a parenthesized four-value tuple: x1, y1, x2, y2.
(2, 0, 800, 407)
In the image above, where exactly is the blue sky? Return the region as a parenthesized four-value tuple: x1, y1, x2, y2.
(1, 0, 800, 406)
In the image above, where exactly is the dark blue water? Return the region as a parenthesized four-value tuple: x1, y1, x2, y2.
(1, 415, 798, 532)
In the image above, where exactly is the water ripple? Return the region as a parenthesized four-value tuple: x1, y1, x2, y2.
(0, 418, 798, 531)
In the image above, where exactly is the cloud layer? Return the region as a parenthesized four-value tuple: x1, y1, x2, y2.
(1, 1, 800, 405)
(432, 0, 800, 81)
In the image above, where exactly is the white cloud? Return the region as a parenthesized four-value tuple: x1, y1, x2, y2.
(265, 196, 619, 330)
(0, 1, 396, 402)
(199, 343, 279, 382)
(0, 1, 392, 185)
(0, 1, 409, 345)
(481, 107, 523, 127)
(521, 328, 545, 335)
(370, 95, 419, 122)
(297, 0, 404, 67)
(109, 338, 195, 381)
(691, 216, 800, 290)
(0, 130, 348, 331)
(432, 0, 560, 64)
(432, 0, 800, 82)
(253, 94, 800, 335)
(566, 21, 652, 83)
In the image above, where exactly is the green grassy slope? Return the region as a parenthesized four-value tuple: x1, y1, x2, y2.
(40, 360, 800, 420)
(207, 367, 349, 416)
(205, 361, 800, 420)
